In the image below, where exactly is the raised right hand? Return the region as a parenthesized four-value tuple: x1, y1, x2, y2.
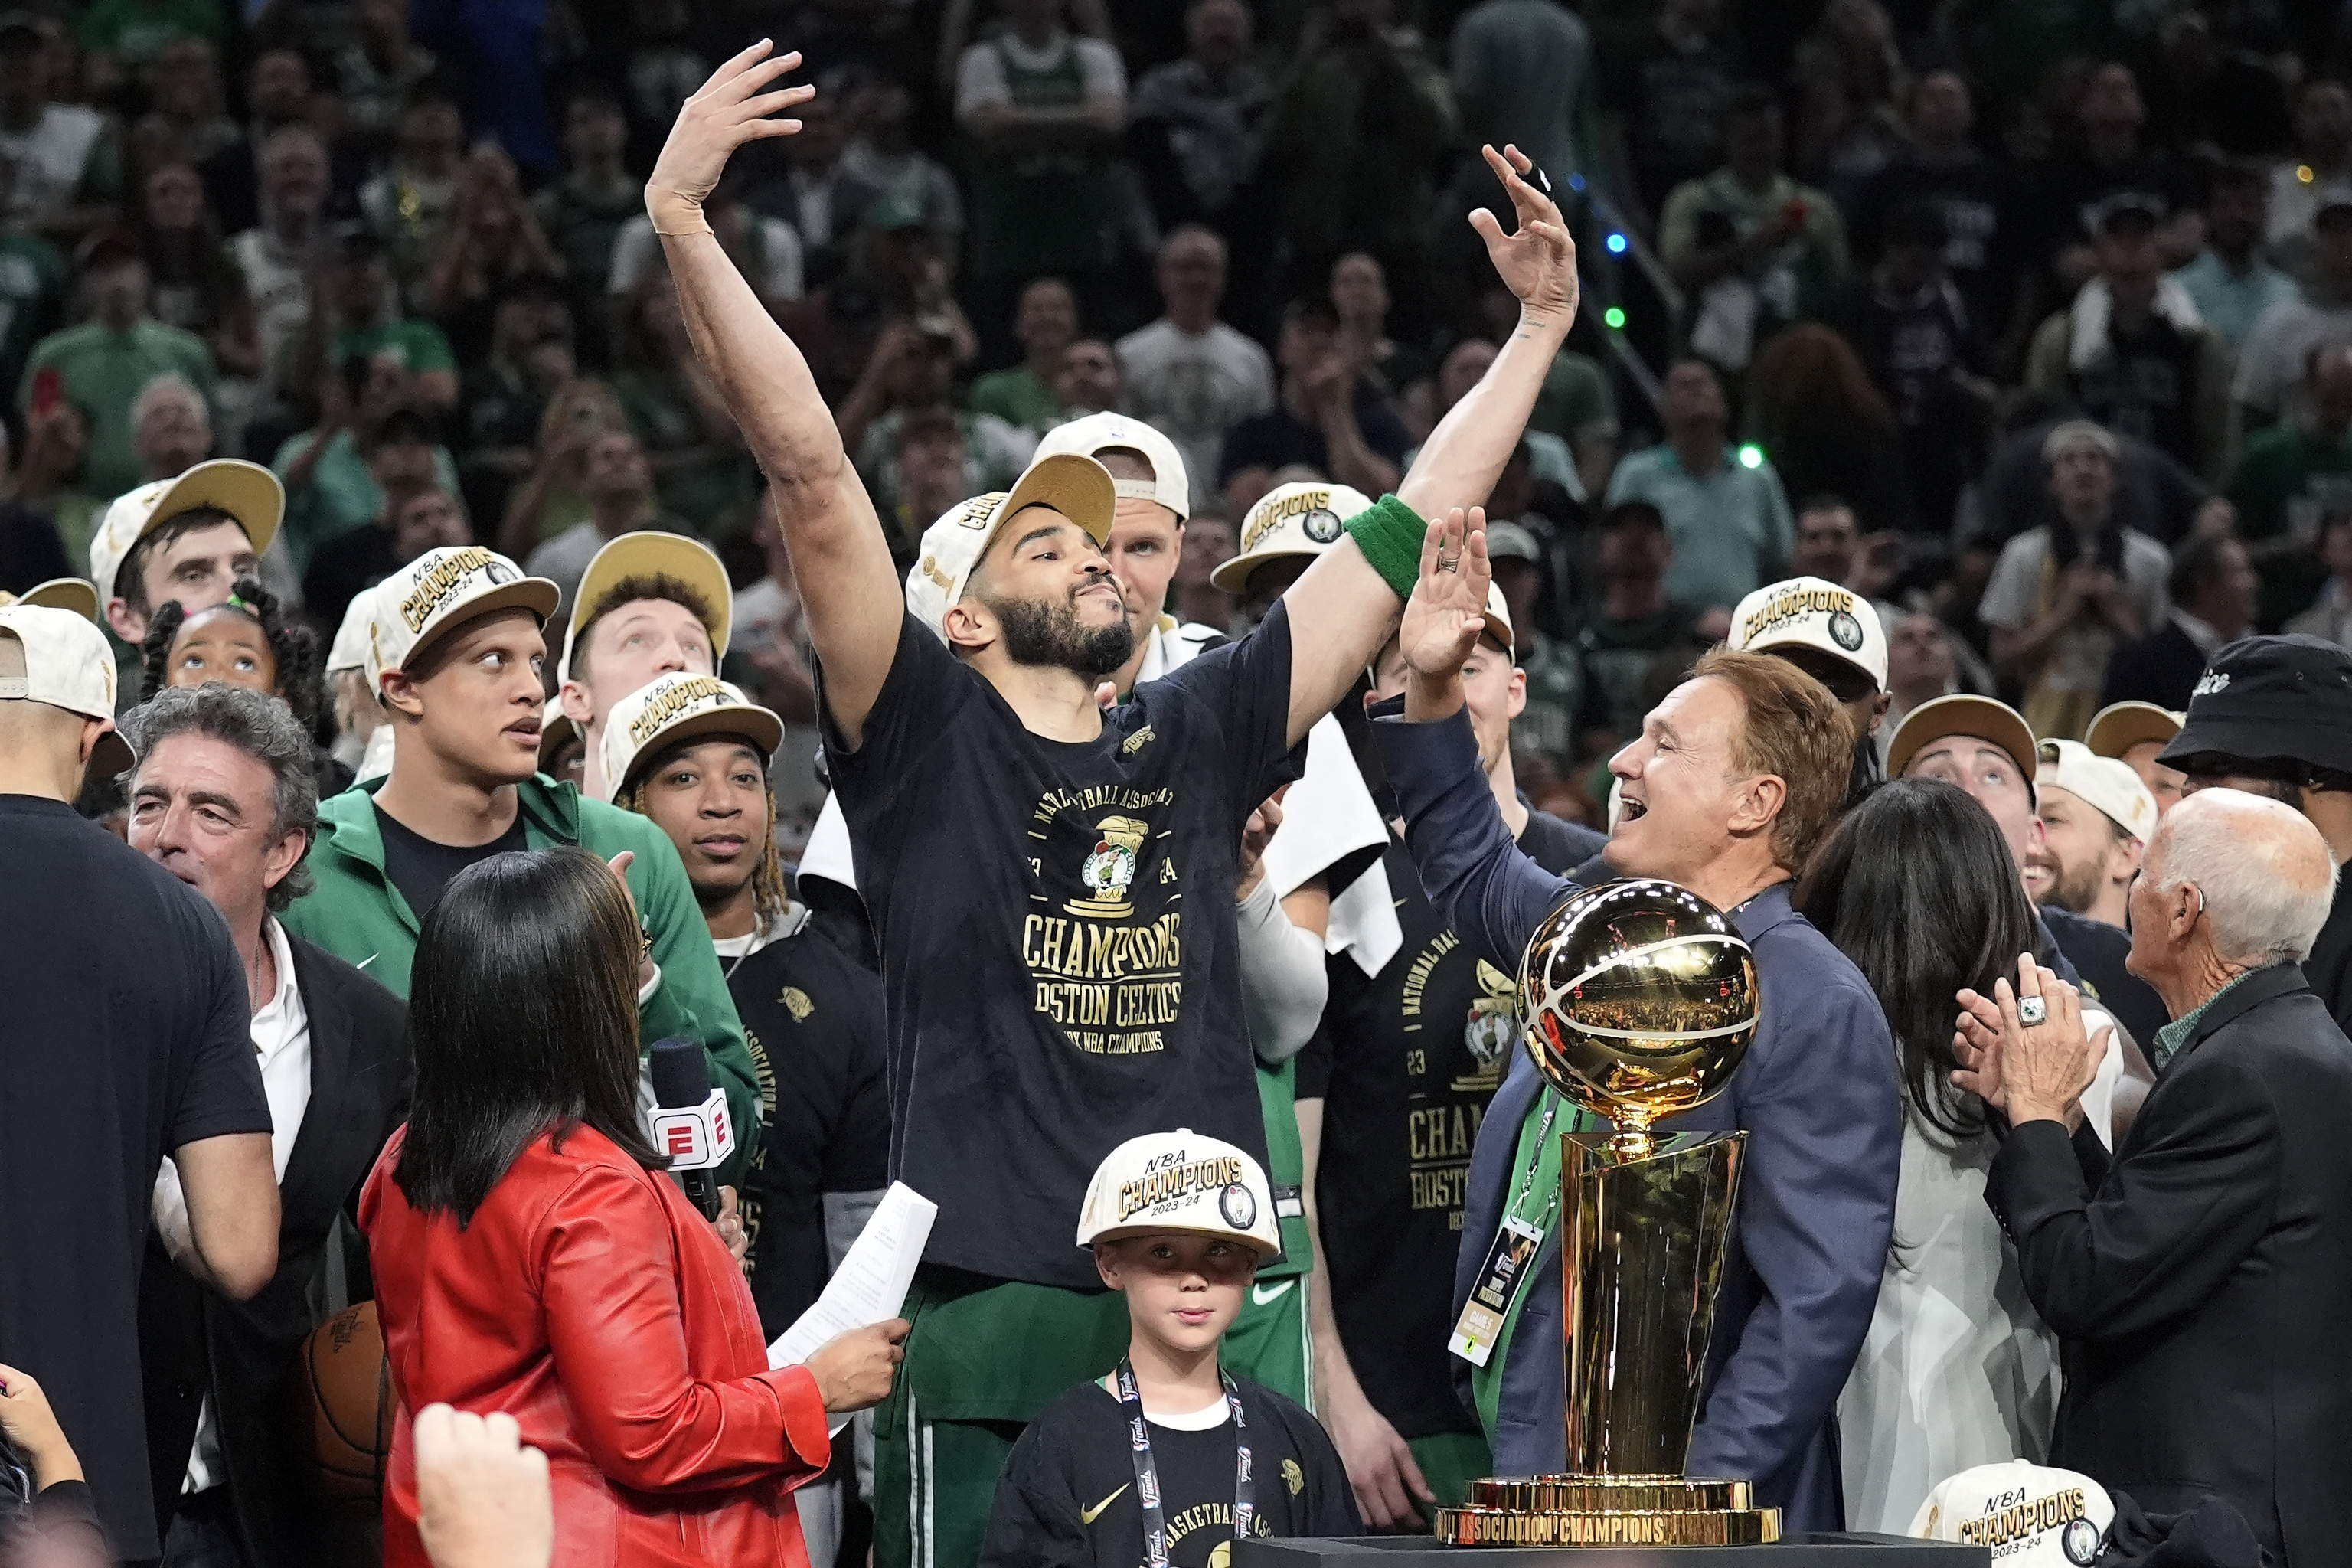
(647, 41, 816, 230)
(1399, 507, 1492, 681)
(805, 1318, 910, 1413)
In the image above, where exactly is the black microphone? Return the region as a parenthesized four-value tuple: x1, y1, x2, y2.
(648, 1037, 727, 1221)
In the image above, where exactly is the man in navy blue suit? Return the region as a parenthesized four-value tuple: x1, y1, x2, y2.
(1370, 522, 1901, 1530)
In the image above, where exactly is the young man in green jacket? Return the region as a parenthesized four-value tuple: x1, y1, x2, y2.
(283, 543, 760, 1188)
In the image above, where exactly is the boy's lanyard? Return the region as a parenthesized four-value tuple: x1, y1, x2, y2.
(1112, 1359, 1254, 1568)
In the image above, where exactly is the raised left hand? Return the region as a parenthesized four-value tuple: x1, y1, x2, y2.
(1468, 145, 1578, 328)
(1398, 508, 1492, 682)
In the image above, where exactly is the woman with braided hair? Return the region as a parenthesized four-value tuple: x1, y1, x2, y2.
(137, 573, 354, 796)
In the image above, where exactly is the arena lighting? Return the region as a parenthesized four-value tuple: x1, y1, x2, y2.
(1738, 445, 1765, 469)
(1606, 233, 1628, 253)
(1603, 306, 1626, 329)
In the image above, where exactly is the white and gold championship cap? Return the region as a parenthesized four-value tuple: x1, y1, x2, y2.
(558, 530, 734, 685)
(0, 603, 132, 774)
(366, 544, 560, 696)
(1213, 481, 1375, 593)
(1908, 1462, 2113, 1567)
(325, 584, 378, 675)
(88, 459, 283, 606)
(599, 671, 782, 803)
(904, 452, 1117, 641)
(2037, 738, 2158, 841)
(1481, 582, 1514, 658)
(1076, 1129, 1282, 1257)
(0, 577, 100, 622)
(1032, 412, 1190, 521)
(1727, 575, 1888, 693)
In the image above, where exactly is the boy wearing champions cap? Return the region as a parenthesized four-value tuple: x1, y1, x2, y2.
(981, 1133, 1359, 1568)
(282, 544, 762, 1189)
(1726, 574, 1890, 805)
(648, 47, 1574, 1568)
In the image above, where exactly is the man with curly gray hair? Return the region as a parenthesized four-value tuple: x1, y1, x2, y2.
(119, 682, 410, 1568)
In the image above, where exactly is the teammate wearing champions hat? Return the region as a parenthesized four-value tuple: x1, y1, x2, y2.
(282, 546, 763, 1191)
(646, 44, 1577, 1568)
(982, 1132, 1359, 1566)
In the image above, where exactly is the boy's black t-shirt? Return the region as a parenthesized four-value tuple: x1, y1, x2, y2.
(1294, 824, 1589, 1441)
(982, 1376, 1361, 1568)
(821, 606, 1305, 1290)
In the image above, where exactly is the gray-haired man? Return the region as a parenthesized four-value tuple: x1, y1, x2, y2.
(123, 684, 409, 1568)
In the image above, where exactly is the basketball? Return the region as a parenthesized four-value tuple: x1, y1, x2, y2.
(296, 1300, 393, 1501)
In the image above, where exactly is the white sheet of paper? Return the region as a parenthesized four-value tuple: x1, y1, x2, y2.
(769, 1181, 936, 1433)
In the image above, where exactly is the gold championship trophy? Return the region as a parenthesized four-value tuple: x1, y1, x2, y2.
(1437, 880, 1779, 1547)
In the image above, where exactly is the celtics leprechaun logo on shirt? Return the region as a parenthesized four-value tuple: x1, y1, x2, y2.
(1021, 784, 1187, 1055)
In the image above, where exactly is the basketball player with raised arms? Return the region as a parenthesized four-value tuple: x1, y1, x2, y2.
(645, 41, 1577, 1568)
(1372, 531, 1900, 1533)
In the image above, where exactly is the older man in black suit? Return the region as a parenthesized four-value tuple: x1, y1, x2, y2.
(122, 684, 409, 1568)
(1957, 786, 2352, 1568)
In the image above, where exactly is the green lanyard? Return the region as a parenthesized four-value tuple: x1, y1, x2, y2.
(1469, 1087, 1589, 1438)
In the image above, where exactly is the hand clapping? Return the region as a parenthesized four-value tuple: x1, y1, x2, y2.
(1952, 953, 2109, 1129)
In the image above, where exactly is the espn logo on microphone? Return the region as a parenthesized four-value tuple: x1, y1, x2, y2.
(652, 1089, 734, 1171)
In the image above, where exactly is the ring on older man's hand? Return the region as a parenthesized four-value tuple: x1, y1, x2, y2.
(2017, 995, 2049, 1027)
(1437, 554, 1461, 572)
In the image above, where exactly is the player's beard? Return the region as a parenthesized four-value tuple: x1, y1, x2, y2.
(992, 584, 1136, 679)
(2035, 849, 2105, 916)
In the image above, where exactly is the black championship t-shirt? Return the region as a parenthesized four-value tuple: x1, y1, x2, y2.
(729, 923, 892, 1339)
(374, 802, 528, 925)
(980, 1377, 1360, 1568)
(1295, 818, 1592, 1439)
(822, 605, 1304, 1289)
(0, 796, 270, 1560)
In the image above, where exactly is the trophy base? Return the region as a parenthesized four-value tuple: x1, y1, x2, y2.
(1433, 1476, 1781, 1548)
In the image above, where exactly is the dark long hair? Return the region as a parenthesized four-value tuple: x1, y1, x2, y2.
(1795, 778, 2042, 1141)
(394, 846, 662, 1224)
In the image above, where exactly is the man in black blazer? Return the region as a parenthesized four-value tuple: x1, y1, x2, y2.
(2098, 534, 2256, 711)
(121, 686, 409, 1568)
(1959, 786, 2352, 1568)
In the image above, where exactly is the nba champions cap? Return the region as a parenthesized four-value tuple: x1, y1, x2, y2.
(1077, 1129, 1282, 1257)
(1214, 481, 1376, 592)
(905, 452, 1117, 640)
(1908, 1462, 2113, 1568)
(1727, 575, 1888, 693)
(0, 602, 132, 774)
(558, 530, 735, 685)
(88, 459, 283, 605)
(2037, 738, 2158, 841)
(367, 545, 560, 695)
(599, 672, 783, 802)
(1033, 412, 1191, 521)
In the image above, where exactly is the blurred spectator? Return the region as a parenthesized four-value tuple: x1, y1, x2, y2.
(1745, 322, 1912, 533)
(1606, 358, 1794, 612)
(1217, 294, 1406, 512)
(523, 427, 667, 613)
(195, 47, 320, 235)
(1527, 341, 1620, 503)
(1877, 607, 1962, 766)
(358, 96, 464, 309)
(495, 375, 630, 554)
(835, 74, 963, 270)
(1980, 420, 2171, 738)
(1573, 498, 1701, 749)
(2224, 343, 2352, 627)
(620, 0, 708, 161)
(128, 38, 237, 178)
(132, 162, 257, 420)
(1485, 515, 1579, 768)
(2171, 159, 2293, 358)
(304, 474, 469, 629)
(534, 87, 638, 315)
(970, 276, 1079, 438)
(1330, 253, 1426, 424)
(0, 187, 67, 403)
(2236, 187, 2352, 430)
(1788, 492, 1897, 606)
(19, 230, 213, 500)
(0, 423, 68, 590)
(129, 374, 212, 484)
(611, 273, 756, 531)
(608, 175, 804, 318)
(2099, 533, 2257, 710)
(1451, 0, 1593, 205)
(226, 127, 334, 405)
(332, 0, 437, 161)
(1975, 405, 2221, 550)
(1052, 334, 1122, 417)
(1170, 508, 1237, 630)
(2024, 196, 2234, 482)
(306, 228, 458, 410)
(1116, 225, 1273, 496)
(1602, 0, 1741, 217)
(1128, 0, 1270, 276)
(2028, 63, 2190, 301)
(8, 397, 99, 569)
(274, 368, 459, 569)
(1661, 84, 1851, 379)
(953, 0, 1128, 356)
(0, 14, 119, 244)
(1264, 0, 1452, 336)
(2141, 8, 2289, 158)
(1788, 0, 1909, 206)
(1411, 338, 1582, 499)
(455, 278, 572, 529)
(773, 194, 972, 404)
(1849, 71, 2019, 343)
(2265, 79, 2352, 258)
(877, 407, 982, 567)
(760, 86, 853, 273)
(76, 0, 223, 92)
(2285, 505, 2352, 644)
(1831, 198, 1994, 541)
(841, 319, 1027, 518)
(423, 142, 564, 367)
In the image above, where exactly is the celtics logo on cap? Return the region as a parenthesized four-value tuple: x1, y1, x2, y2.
(483, 559, 515, 586)
(1219, 1181, 1257, 1231)
(1828, 609, 1864, 652)
(1302, 508, 1341, 544)
(2060, 1520, 2102, 1566)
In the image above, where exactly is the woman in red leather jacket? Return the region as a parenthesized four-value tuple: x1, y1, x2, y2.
(361, 847, 903, 1568)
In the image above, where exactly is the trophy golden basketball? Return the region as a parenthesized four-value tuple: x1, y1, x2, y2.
(1436, 879, 1780, 1547)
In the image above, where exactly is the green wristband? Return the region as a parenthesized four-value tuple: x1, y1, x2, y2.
(1341, 493, 1426, 601)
